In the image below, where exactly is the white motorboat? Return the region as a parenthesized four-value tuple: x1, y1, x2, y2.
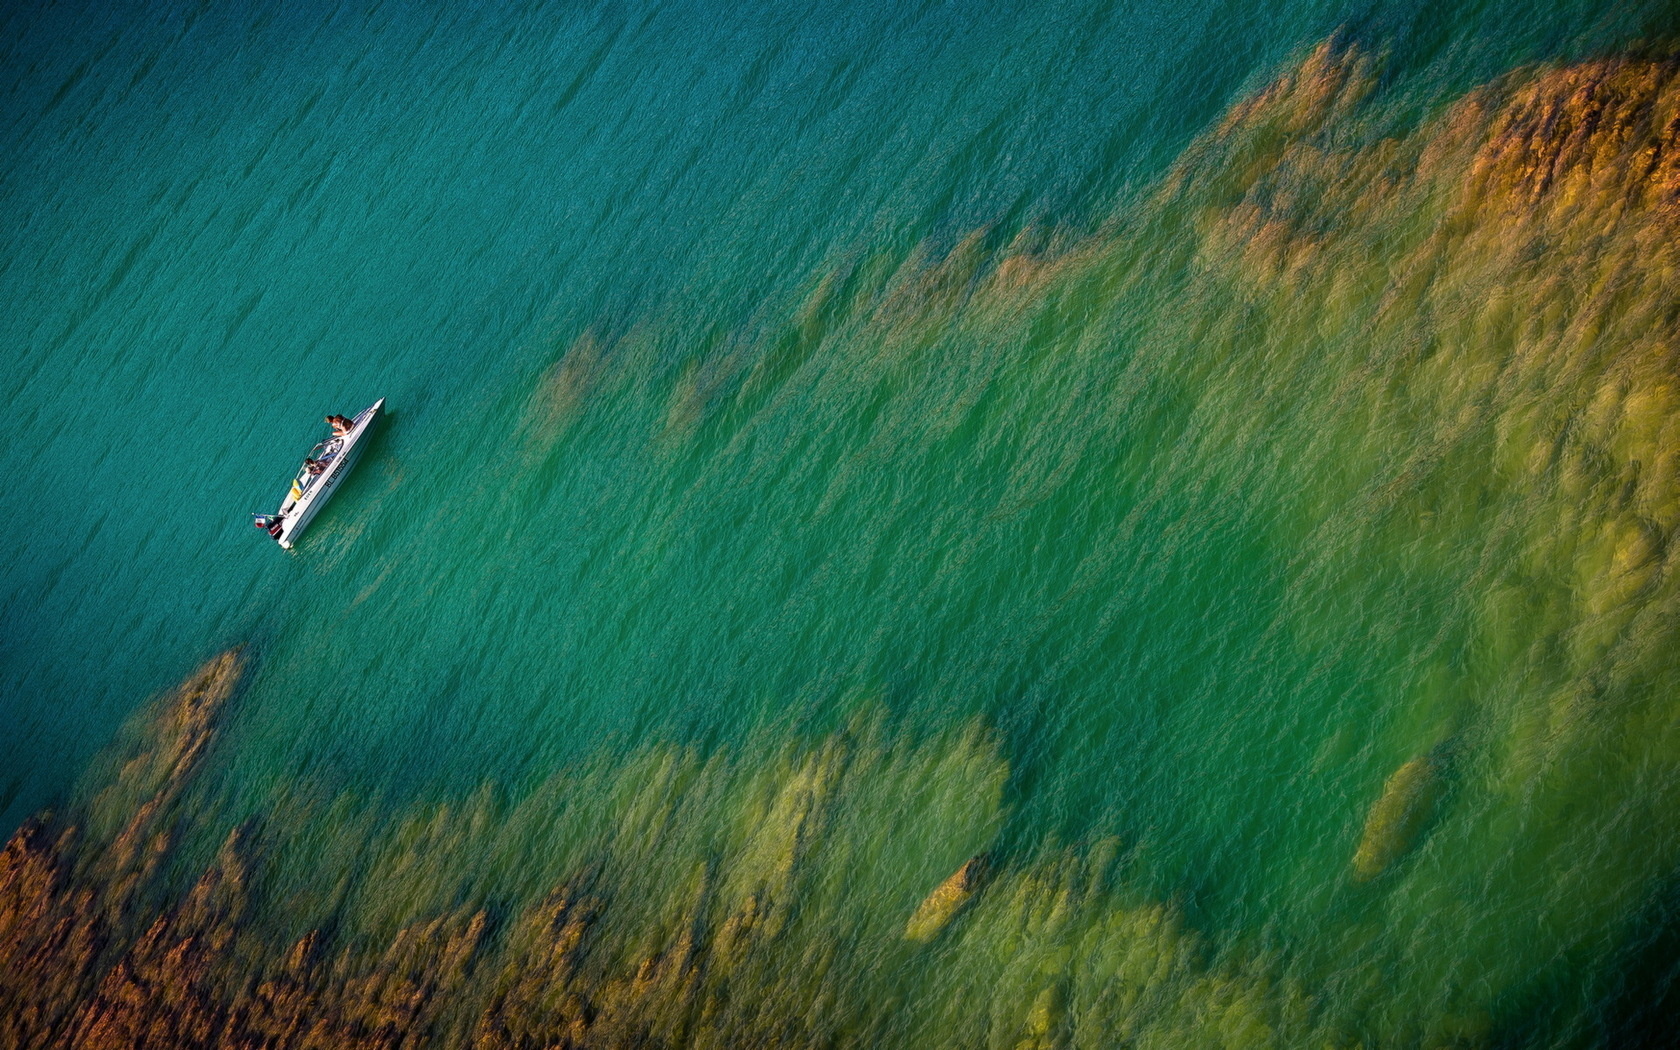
(255, 399, 384, 549)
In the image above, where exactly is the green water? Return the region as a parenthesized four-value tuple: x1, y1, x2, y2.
(7, 0, 1680, 1045)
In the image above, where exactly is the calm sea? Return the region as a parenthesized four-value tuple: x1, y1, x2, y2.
(5, 0, 1680, 1044)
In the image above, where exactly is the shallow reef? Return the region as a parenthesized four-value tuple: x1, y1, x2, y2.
(1, 651, 1359, 1050)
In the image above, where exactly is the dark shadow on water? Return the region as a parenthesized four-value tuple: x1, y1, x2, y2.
(1588, 865, 1680, 1049)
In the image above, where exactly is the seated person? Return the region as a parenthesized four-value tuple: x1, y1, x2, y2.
(303, 457, 327, 476)
(326, 414, 354, 436)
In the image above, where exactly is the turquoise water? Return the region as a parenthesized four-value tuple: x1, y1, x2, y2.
(7, 0, 1680, 1045)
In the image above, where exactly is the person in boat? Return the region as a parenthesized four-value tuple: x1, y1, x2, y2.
(326, 414, 354, 436)
(303, 457, 327, 476)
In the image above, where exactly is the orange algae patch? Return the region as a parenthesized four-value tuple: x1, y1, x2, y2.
(1468, 57, 1680, 216)
(903, 853, 990, 942)
(89, 648, 244, 877)
(1216, 37, 1377, 139)
(535, 328, 608, 428)
(0, 649, 245, 1050)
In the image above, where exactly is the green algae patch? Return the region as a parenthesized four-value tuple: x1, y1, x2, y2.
(1351, 756, 1444, 880)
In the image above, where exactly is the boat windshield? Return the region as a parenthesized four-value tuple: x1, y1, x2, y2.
(293, 437, 346, 488)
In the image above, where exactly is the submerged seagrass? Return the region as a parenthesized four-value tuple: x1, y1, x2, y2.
(1, 652, 1357, 1050)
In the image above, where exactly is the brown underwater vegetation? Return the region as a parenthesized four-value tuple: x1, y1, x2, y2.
(1, 651, 1354, 1050)
(14, 35, 1680, 1050)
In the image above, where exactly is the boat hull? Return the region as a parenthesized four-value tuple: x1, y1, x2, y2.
(275, 398, 384, 549)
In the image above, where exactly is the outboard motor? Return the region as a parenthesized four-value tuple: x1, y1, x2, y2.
(252, 513, 284, 538)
